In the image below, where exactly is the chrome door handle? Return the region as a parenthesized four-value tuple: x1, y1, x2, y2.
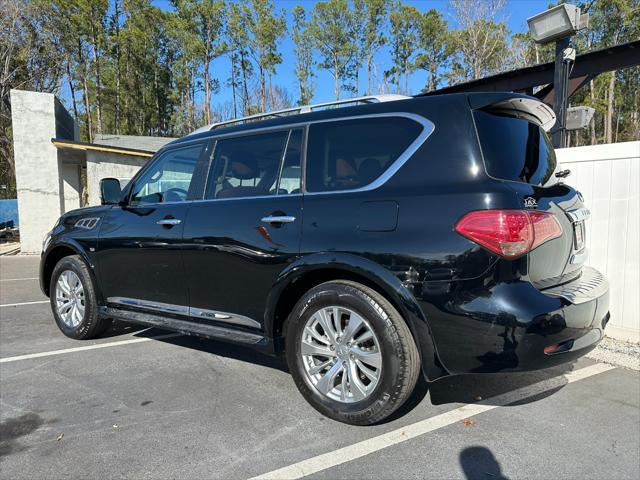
(261, 215, 296, 224)
(157, 218, 181, 226)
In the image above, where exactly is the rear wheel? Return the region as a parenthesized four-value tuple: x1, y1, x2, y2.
(50, 255, 110, 340)
(285, 280, 420, 425)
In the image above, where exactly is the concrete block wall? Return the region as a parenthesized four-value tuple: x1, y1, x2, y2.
(10, 90, 80, 253)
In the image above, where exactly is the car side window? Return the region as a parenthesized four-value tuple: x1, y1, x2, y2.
(305, 117, 423, 192)
(276, 129, 303, 195)
(130, 144, 203, 205)
(205, 131, 289, 199)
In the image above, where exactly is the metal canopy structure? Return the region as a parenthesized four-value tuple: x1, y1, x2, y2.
(52, 139, 155, 158)
(420, 40, 640, 100)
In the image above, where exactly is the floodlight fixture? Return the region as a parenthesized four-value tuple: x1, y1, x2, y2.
(565, 106, 596, 131)
(527, 4, 588, 44)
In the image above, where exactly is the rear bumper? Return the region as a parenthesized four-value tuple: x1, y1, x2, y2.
(422, 266, 610, 374)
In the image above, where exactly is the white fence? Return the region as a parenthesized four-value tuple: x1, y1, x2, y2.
(556, 141, 640, 343)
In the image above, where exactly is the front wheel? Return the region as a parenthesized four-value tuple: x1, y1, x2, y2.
(285, 280, 421, 425)
(50, 255, 110, 340)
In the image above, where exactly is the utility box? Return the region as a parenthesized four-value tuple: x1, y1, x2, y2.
(566, 106, 596, 131)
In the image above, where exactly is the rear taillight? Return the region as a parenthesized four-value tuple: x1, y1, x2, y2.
(455, 209, 562, 259)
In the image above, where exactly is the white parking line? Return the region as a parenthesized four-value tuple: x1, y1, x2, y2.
(250, 362, 616, 480)
(0, 300, 49, 307)
(0, 333, 182, 363)
(0, 277, 39, 282)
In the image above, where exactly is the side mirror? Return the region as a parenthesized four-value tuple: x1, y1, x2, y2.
(100, 178, 122, 205)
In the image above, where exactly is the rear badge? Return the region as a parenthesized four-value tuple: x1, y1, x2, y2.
(524, 197, 538, 209)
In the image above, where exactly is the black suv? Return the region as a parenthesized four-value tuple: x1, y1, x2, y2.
(40, 93, 609, 425)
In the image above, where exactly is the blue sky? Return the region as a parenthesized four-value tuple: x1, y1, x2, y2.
(167, 0, 551, 105)
(62, 1, 553, 112)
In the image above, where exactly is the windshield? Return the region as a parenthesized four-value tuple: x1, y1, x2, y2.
(473, 109, 557, 186)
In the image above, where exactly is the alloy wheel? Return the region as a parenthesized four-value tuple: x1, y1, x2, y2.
(55, 270, 85, 328)
(300, 306, 382, 403)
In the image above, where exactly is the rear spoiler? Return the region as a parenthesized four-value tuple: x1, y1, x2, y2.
(467, 93, 556, 132)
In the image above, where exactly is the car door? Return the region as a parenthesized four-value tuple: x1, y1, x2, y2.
(96, 142, 209, 312)
(182, 128, 304, 329)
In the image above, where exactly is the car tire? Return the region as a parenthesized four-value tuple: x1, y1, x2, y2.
(50, 255, 110, 340)
(285, 280, 421, 426)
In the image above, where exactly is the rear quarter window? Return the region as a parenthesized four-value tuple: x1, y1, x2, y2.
(473, 110, 557, 186)
(305, 117, 422, 192)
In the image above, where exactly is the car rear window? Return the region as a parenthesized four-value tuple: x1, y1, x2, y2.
(473, 109, 557, 186)
(305, 117, 422, 192)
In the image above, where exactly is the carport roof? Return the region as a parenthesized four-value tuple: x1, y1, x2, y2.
(93, 133, 176, 152)
(52, 139, 156, 158)
(51, 133, 176, 159)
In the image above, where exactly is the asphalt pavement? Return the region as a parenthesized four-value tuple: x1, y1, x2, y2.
(1, 255, 638, 479)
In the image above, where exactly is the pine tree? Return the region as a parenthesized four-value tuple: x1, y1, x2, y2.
(292, 5, 315, 105)
(389, 2, 420, 95)
(310, 0, 357, 100)
(246, 0, 286, 112)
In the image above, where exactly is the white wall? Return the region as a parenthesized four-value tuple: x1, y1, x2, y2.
(60, 163, 82, 212)
(10, 90, 80, 253)
(556, 141, 640, 343)
(86, 151, 147, 205)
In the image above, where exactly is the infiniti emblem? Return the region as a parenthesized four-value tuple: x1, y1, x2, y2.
(337, 345, 350, 357)
(524, 197, 537, 209)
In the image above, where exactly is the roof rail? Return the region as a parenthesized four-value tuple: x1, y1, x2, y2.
(188, 94, 411, 136)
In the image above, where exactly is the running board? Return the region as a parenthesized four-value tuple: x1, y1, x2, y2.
(100, 306, 266, 345)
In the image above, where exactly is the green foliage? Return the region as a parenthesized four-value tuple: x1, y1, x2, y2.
(173, 0, 226, 124)
(388, 2, 420, 95)
(353, 0, 388, 95)
(246, 0, 287, 111)
(568, 0, 640, 145)
(310, 0, 357, 100)
(415, 9, 448, 92)
(1, 0, 65, 197)
(292, 6, 315, 105)
(226, 1, 253, 117)
(2, 0, 639, 197)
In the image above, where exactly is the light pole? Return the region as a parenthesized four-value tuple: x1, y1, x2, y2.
(527, 4, 588, 148)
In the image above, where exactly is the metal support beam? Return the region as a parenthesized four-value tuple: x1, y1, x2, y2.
(552, 38, 572, 148)
(420, 40, 639, 97)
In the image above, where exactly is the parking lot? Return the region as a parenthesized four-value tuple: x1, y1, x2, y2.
(1, 255, 638, 479)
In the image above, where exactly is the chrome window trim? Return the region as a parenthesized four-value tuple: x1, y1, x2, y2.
(193, 193, 303, 204)
(107, 297, 261, 329)
(188, 112, 434, 204)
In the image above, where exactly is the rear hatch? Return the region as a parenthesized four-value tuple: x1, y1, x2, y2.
(471, 95, 587, 289)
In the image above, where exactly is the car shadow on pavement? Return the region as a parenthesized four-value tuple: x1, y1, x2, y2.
(106, 322, 574, 420)
(100, 320, 149, 338)
(428, 363, 574, 407)
(382, 362, 576, 424)
(138, 328, 290, 373)
(99, 321, 289, 371)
